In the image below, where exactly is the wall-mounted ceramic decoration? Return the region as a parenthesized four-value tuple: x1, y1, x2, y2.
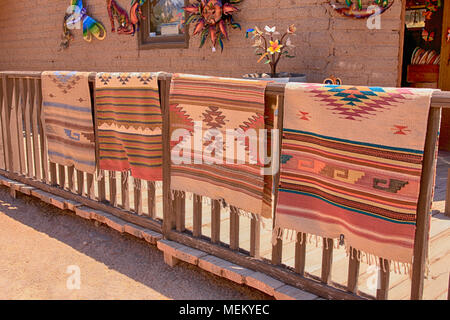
(184, 0, 242, 52)
(330, 0, 394, 19)
(60, 0, 106, 50)
(107, 0, 147, 36)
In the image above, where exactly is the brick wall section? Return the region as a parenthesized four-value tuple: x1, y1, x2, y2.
(0, 0, 403, 86)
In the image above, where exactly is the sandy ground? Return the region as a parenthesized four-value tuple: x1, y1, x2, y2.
(0, 186, 271, 300)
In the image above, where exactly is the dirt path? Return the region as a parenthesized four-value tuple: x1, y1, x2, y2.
(0, 186, 271, 300)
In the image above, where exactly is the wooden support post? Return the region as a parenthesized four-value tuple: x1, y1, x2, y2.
(58, 165, 65, 189)
(147, 181, 156, 218)
(49, 163, 57, 186)
(1, 75, 13, 172)
(321, 238, 334, 285)
(134, 178, 142, 214)
(76, 170, 84, 195)
(193, 194, 202, 238)
(229, 206, 239, 251)
(67, 166, 75, 192)
(109, 171, 117, 206)
(24, 79, 33, 178)
(347, 248, 360, 294)
(121, 172, 129, 211)
(160, 76, 173, 237)
(445, 168, 450, 216)
(175, 192, 186, 232)
(295, 232, 307, 275)
(377, 258, 391, 300)
(250, 218, 261, 258)
(411, 107, 441, 300)
(16, 78, 26, 175)
(211, 199, 221, 244)
(31, 78, 41, 181)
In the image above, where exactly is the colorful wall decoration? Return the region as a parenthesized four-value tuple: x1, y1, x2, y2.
(330, 0, 394, 19)
(184, 0, 242, 52)
(107, 0, 148, 36)
(60, 0, 106, 50)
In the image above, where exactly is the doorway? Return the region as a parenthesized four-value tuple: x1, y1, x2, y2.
(400, 0, 450, 150)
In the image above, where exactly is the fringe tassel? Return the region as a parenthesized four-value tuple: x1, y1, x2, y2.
(134, 178, 141, 191)
(96, 169, 105, 182)
(155, 181, 163, 188)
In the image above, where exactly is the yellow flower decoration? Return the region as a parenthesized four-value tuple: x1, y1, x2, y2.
(267, 40, 283, 54)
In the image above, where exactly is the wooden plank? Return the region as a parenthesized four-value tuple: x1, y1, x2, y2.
(121, 172, 130, 210)
(272, 93, 285, 266)
(250, 218, 261, 258)
(67, 166, 75, 192)
(31, 78, 41, 180)
(87, 173, 95, 200)
(193, 194, 202, 237)
(1, 75, 12, 171)
(347, 247, 360, 294)
(161, 77, 173, 235)
(16, 78, 26, 175)
(133, 178, 142, 214)
(445, 168, 450, 217)
(295, 232, 307, 275)
(24, 79, 33, 178)
(98, 171, 106, 203)
(321, 238, 334, 284)
(10, 78, 21, 174)
(109, 171, 117, 206)
(76, 170, 84, 195)
(229, 206, 239, 250)
(49, 163, 57, 186)
(211, 199, 221, 244)
(377, 258, 390, 300)
(411, 107, 441, 300)
(35, 79, 48, 183)
(147, 181, 156, 218)
(396, 0, 407, 86)
(175, 192, 186, 232)
(58, 164, 66, 189)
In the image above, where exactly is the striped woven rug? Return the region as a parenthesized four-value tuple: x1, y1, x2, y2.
(96, 72, 163, 181)
(274, 83, 434, 272)
(41, 71, 96, 174)
(169, 73, 271, 218)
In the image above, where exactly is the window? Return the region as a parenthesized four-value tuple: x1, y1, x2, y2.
(139, 0, 189, 49)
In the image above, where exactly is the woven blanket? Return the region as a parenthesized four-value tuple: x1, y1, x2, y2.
(95, 72, 163, 181)
(169, 74, 270, 217)
(41, 71, 96, 174)
(274, 83, 433, 271)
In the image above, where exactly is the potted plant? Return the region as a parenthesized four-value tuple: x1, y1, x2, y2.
(243, 24, 306, 83)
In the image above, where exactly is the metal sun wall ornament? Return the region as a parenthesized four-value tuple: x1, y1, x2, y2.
(330, 0, 393, 19)
(107, 0, 148, 36)
(183, 0, 242, 52)
(60, 0, 107, 50)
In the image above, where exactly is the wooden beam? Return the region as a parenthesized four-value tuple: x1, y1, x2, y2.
(192, 194, 202, 238)
(295, 232, 307, 275)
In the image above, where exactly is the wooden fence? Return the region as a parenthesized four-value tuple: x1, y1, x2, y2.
(0, 71, 449, 300)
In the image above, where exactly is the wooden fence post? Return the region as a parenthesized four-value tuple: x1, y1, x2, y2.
(161, 75, 174, 236)
(445, 168, 449, 216)
(411, 107, 442, 300)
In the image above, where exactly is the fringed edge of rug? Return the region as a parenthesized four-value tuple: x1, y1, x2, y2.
(272, 226, 416, 276)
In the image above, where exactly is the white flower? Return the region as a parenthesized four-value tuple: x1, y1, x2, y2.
(264, 26, 276, 33)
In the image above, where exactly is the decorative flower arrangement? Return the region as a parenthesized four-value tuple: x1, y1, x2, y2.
(245, 25, 296, 77)
(183, 0, 242, 52)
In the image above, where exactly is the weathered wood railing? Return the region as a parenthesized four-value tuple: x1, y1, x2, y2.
(0, 71, 449, 300)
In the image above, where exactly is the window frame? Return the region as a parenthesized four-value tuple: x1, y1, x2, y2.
(138, 0, 190, 50)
